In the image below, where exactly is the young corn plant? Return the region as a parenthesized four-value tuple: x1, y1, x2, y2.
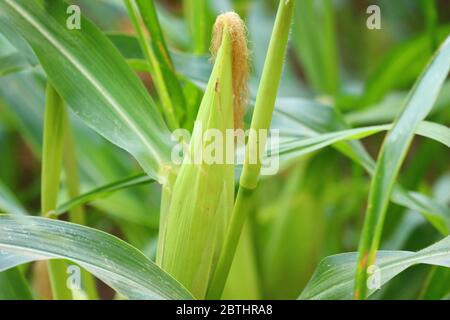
(0, 0, 450, 301)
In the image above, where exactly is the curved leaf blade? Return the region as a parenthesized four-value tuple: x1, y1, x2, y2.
(54, 173, 153, 216)
(0, 215, 193, 300)
(0, 0, 174, 181)
(300, 236, 450, 300)
(355, 35, 450, 298)
(276, 121, 450, 163)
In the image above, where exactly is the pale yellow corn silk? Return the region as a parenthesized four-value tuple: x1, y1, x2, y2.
(211, 12, 249, 129)
(157, 13, 249, 298)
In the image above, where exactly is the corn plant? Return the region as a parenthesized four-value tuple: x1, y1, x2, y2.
(0, 0, 449, 301)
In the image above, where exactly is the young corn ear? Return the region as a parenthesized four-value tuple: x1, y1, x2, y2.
(157, 12, 249, 298)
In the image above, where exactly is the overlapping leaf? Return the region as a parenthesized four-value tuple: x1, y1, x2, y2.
(300, 236, 450, 300)
(0, 0, 174, 181)
(0, 215, 193, 300)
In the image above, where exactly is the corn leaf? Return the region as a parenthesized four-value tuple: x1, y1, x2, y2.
(0, 0, 174, 181)
(0, 215, 193, 300)
(277, 122, 450, 162)
(300, 236, 450, 300)
(355, 35, 450, 298)
(274, 98, 450, 235)
(54, 173, 153, 216)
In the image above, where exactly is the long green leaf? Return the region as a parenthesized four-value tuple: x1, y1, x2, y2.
(135, 0, 186, 121)
(124, 0, 184, 130)
(0, 0, 174, 182)
(277, 121, 450, 162)
(54, 174, 153, 216)
(347, 81, 450, 126)
(273, 98, 450, 234)
(300, 236, 450, 300)
(0, 215, 193, 300)
(355, 35, 450, 299)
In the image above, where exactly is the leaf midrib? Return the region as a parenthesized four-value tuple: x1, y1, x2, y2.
(4, 0, 163, 166)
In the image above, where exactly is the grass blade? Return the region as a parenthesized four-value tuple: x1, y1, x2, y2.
(54, 174, 153, 216)
(277, 121, 450, 161)
(355, 35, 450, 299)
(0, 215, 193, 300)
(124, 0, 185, 130)
(300, 236, 450, 300)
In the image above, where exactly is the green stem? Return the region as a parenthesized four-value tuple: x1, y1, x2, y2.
(64, 123, 85, 226)
(42, 83, 72, 300)
(124, 0, 180, 130)
(206, 0, 296, 299)
(63, 117, 99, 300)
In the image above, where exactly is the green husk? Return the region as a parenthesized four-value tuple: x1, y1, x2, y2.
(157, 13, 248, 299)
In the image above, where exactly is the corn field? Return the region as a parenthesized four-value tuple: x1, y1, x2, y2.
(0, 0, 449, 301)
